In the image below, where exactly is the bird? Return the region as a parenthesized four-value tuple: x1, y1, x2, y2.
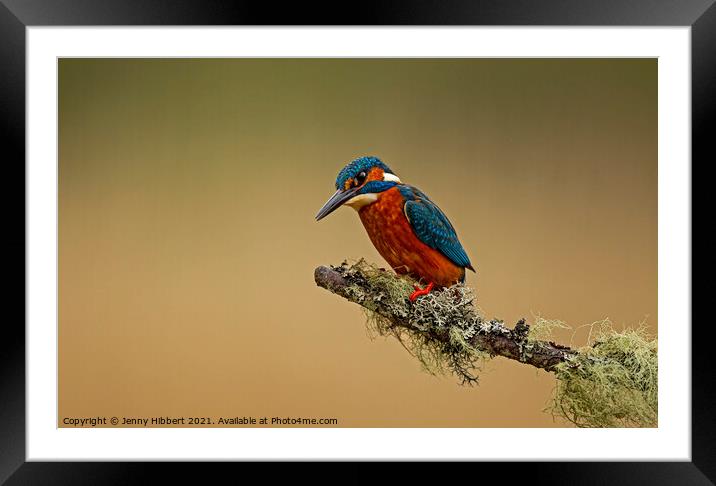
(316, 156, 475, 301)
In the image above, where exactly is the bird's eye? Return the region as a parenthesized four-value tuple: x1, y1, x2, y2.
(355, 171, 367, 186)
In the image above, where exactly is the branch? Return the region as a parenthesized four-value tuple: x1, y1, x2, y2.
(314, 263, 577, 373)
(314, 260, 658, 428)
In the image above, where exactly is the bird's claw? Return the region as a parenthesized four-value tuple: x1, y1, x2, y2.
(409, 282, 435, 302)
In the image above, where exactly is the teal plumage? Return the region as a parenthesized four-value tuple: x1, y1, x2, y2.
(399, 185, 474, 273)
(335, 156, 393, 190)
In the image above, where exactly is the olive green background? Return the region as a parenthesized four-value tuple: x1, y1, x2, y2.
(59, 59, 657, 427)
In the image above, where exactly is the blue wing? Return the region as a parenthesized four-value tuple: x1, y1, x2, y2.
(400, 185, 474, 270)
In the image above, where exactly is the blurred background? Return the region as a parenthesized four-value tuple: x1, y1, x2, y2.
(59, 58, 656, 427)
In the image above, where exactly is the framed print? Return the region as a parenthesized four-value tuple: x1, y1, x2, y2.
(3, 0, 711, 482)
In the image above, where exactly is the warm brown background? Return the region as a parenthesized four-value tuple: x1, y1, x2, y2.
(58, 59, 657, 427)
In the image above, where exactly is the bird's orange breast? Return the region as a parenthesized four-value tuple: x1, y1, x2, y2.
(358, 187, 465, 287)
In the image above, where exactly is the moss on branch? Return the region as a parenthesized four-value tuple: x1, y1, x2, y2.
(314, 259, 658, 428)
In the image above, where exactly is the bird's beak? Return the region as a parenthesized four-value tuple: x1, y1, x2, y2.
(315, 187, 359, 221)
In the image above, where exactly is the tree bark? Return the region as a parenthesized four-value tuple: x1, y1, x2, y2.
(314, 264, 577, 373)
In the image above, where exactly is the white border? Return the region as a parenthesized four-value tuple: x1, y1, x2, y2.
(27, 27, 691, 461)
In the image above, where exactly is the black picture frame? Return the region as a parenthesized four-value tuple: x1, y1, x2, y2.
(2, 0, 709, 482)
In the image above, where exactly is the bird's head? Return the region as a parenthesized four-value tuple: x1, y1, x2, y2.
(315, 156, 402, 221)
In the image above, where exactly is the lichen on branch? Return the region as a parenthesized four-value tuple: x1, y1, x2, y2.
(314, 259, 575, 381)
(549, 320, 658, 428)
(314, 259, 657, 428)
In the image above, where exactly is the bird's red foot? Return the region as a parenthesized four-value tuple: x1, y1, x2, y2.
(409, 282, 435, 302)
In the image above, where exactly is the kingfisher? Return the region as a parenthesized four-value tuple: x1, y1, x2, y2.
(316, 156, 475, 301)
